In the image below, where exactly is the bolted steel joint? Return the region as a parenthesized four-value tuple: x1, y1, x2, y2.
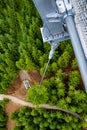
(56, 0, 75, 21)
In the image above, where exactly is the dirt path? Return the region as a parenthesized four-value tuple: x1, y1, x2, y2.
(5, 70, 41, 130)
(0, 94, 82, 119)
(5, 101, 21, 130)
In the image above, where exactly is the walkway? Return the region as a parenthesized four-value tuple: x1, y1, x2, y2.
(0, 94, 81, 119)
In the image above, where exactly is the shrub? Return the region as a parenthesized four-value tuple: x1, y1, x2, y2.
(68, 71, 80, 88)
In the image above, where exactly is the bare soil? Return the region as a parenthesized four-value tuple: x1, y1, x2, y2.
(5, 70, 41, 130)
(5, 101, 22, 130)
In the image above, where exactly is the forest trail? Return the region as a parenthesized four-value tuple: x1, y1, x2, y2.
(0, 94, 34, 108)
(0, 94, 81, 119)
(5, 70, 41, 130)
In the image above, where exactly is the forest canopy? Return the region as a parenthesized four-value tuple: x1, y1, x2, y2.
(0, 99, 8, 129)
(0, 0, 87, 130)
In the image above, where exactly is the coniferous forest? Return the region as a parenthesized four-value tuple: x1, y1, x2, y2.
(0, 0, 87, 130)
(0, 99, 8, 130)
